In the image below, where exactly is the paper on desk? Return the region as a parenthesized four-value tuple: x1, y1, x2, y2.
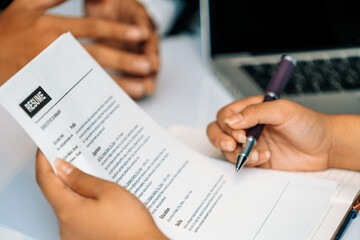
(169, 125, 360, 239)
(0, 33, 337, 240)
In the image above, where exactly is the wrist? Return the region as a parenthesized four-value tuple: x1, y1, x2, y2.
(141, 229, 168, 240)
(134, 221, 168, 240)
(327, 114, 360, 170)
(326, 115, 339, 169)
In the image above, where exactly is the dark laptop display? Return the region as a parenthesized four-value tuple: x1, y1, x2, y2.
(209, 0, 360, 95)
(210, 0, 360, 56)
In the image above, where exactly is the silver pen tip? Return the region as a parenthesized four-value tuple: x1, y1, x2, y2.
(235, 154, 248, 172)
(235, 136, 256, 173)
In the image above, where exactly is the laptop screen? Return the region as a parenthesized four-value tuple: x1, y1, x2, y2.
(209, 0, 360, 56)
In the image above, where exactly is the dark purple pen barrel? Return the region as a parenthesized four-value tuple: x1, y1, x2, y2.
(246, 124, 264, 140)
(246, 95, 277, 140)
(266, 55, 296, 96)
(246, 55, 296, 141)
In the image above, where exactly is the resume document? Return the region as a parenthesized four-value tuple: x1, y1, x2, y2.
(0, 33, 337, 240)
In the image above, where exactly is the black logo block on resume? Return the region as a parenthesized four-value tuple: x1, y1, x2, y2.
(20, 86, 52, 118)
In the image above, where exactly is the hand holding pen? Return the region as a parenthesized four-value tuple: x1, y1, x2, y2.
(206, 55, 344, 172)
(235, 55, 296, 172)
(207, 54, 360, 172)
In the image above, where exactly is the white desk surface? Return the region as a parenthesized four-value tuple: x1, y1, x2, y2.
(0, 1, 359, 239)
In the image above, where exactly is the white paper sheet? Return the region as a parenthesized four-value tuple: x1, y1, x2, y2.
(169, 125, 360, 240)
(0, 33, 338, 240)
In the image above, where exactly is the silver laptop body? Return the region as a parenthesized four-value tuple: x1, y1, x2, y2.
(200, 0, 360, 114)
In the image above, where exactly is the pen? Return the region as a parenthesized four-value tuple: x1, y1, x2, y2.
(235, 55, 297, 172)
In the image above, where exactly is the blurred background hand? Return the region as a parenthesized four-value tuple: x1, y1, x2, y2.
(0, 0, 159, 99)
(85, 0, 160, 99)
(207, 96, 332, 171)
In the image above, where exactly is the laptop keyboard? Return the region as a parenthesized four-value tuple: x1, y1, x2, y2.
(241, 56, 360, 94)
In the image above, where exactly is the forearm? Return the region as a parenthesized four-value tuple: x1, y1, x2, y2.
(143, 231, 169, 240)
(328, 114, 360, 170)
(141, 226, 169, 240)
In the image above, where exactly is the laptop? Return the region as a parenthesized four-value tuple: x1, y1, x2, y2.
(200, 0, 360, 113)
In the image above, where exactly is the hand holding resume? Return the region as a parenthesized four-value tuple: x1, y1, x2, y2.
(0, 33, 338, 240)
